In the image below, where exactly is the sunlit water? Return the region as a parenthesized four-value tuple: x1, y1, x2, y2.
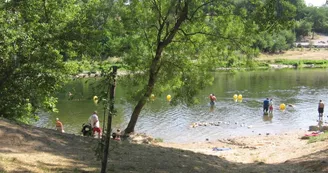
(34, 68, 328, 143)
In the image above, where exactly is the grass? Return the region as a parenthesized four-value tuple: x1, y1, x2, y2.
(154, 138, 164, 143)
(308, 132, 328, 144)
(274, 59, 328, 66)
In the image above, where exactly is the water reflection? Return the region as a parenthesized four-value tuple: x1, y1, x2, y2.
(262, 113, 273, 122)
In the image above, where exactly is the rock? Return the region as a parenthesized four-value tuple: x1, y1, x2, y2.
(322, 126, 328, 131)
(309, 125, 319, 131)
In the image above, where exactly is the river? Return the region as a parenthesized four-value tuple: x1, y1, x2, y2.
(35, 68, 328, 143)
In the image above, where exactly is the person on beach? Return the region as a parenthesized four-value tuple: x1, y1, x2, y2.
(209, 94, 217, 106)
(55, 118, 64, 133)
(88, 111, 102, 138)
(263, 98, 269, 114)
(269, 98, 274, 114)
(112, 129, 121, 141)
(318, 100, 324, 121)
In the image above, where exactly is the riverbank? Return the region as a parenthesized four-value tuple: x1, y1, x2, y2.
(75, 49, 328, 78)
(1, 118, 328, 173)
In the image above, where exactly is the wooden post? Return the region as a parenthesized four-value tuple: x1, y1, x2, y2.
(101, 66, 117, 173)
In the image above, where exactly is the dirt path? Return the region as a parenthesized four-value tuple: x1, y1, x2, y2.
(1, 118, 328, 173)
(258, 49, 328, 61)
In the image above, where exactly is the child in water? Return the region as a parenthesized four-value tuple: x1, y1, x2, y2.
(269, 99, 274, 114)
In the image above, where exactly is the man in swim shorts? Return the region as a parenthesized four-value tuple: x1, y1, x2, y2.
(318, 100, 324, 121)
(209, 94, 217, 106)
(263, 98, 269, 113)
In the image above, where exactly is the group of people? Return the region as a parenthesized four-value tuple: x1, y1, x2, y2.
(55, 111, 123, 140)
(263, 98, 325, 122)
(55, 111, 102, 138)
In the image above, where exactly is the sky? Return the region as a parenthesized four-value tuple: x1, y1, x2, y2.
(304, 0, 326, 6)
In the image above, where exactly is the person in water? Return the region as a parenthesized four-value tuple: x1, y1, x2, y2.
(209, 94, 217, 106)
(269, 98, 274, 114)
(55, 118, 64, 133)
(88, 111, 102, 138)
(318, 100, 324, 121)
(263, 98, 270, 113)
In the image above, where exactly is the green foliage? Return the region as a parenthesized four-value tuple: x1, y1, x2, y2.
(0, 0, 110, 121)
(274, 59, 328, 67)
(295, 20, 313, 39)
(308, 132, 328, 143)
(253, 30, 296, 53)
(112, 0, 296, 106)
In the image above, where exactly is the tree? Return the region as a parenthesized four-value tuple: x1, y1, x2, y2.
(0, 0, 109, 122)
(295, 20, 313, 39)
(105, 0, 295, 134)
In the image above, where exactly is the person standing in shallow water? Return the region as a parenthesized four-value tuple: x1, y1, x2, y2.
(263, 98, 269, 114)
(269, 98, 274, 114)
(209, 94, 216, 106)
(318, 100, 324, 121)
(55, 118, 64, 133)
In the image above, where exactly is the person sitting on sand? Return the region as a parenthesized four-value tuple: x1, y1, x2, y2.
(55, 118, 64, 133)
(112, 129, 121, 141)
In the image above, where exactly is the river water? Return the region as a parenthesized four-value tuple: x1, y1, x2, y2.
(35, 68, 328, 143)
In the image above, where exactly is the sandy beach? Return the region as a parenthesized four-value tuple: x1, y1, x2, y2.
(1, 118, 328, 173)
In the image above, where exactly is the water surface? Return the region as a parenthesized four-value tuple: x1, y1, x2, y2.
(35, 68, 328, 143)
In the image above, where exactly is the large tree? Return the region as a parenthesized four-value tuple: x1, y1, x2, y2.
(107, 0, 295, 133)
(0, 0, 109, 122)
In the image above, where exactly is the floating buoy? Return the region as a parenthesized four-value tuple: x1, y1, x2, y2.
(233, 94, 238, 100)
(280, 103, 286, 110)
(93, 96, 98, 104)
(166, 95, 171, 102)
(238, 94, 243, 100)
(150, 94, 155, 101)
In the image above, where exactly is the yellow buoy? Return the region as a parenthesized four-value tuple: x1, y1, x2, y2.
(238, 94, 243, 100)
(233, 94, 237, 100)
(279, 103, 286, 110)
(93, 96, 98, 104)
(150, 94, 155, 101)
(166, 95, 172, 102)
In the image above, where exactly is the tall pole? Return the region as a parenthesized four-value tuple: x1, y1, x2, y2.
(101, 66, 117, 173)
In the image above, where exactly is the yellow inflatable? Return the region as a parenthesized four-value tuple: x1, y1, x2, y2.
(93, 96, 99, 104)
(238, 94, 243, 100)
(150, 94, 155, 101)
(233, 94, 237, 100)
(279, 103, 286, 110)
(166, 95, 172, 102)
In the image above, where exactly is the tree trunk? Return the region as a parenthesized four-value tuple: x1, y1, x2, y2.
(124, 2, 189, 134)
(100, 66, 117, 173)
(124, 47, 162, 133)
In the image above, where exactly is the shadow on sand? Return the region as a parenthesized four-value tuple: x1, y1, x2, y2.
(0, 118, 327, 173)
